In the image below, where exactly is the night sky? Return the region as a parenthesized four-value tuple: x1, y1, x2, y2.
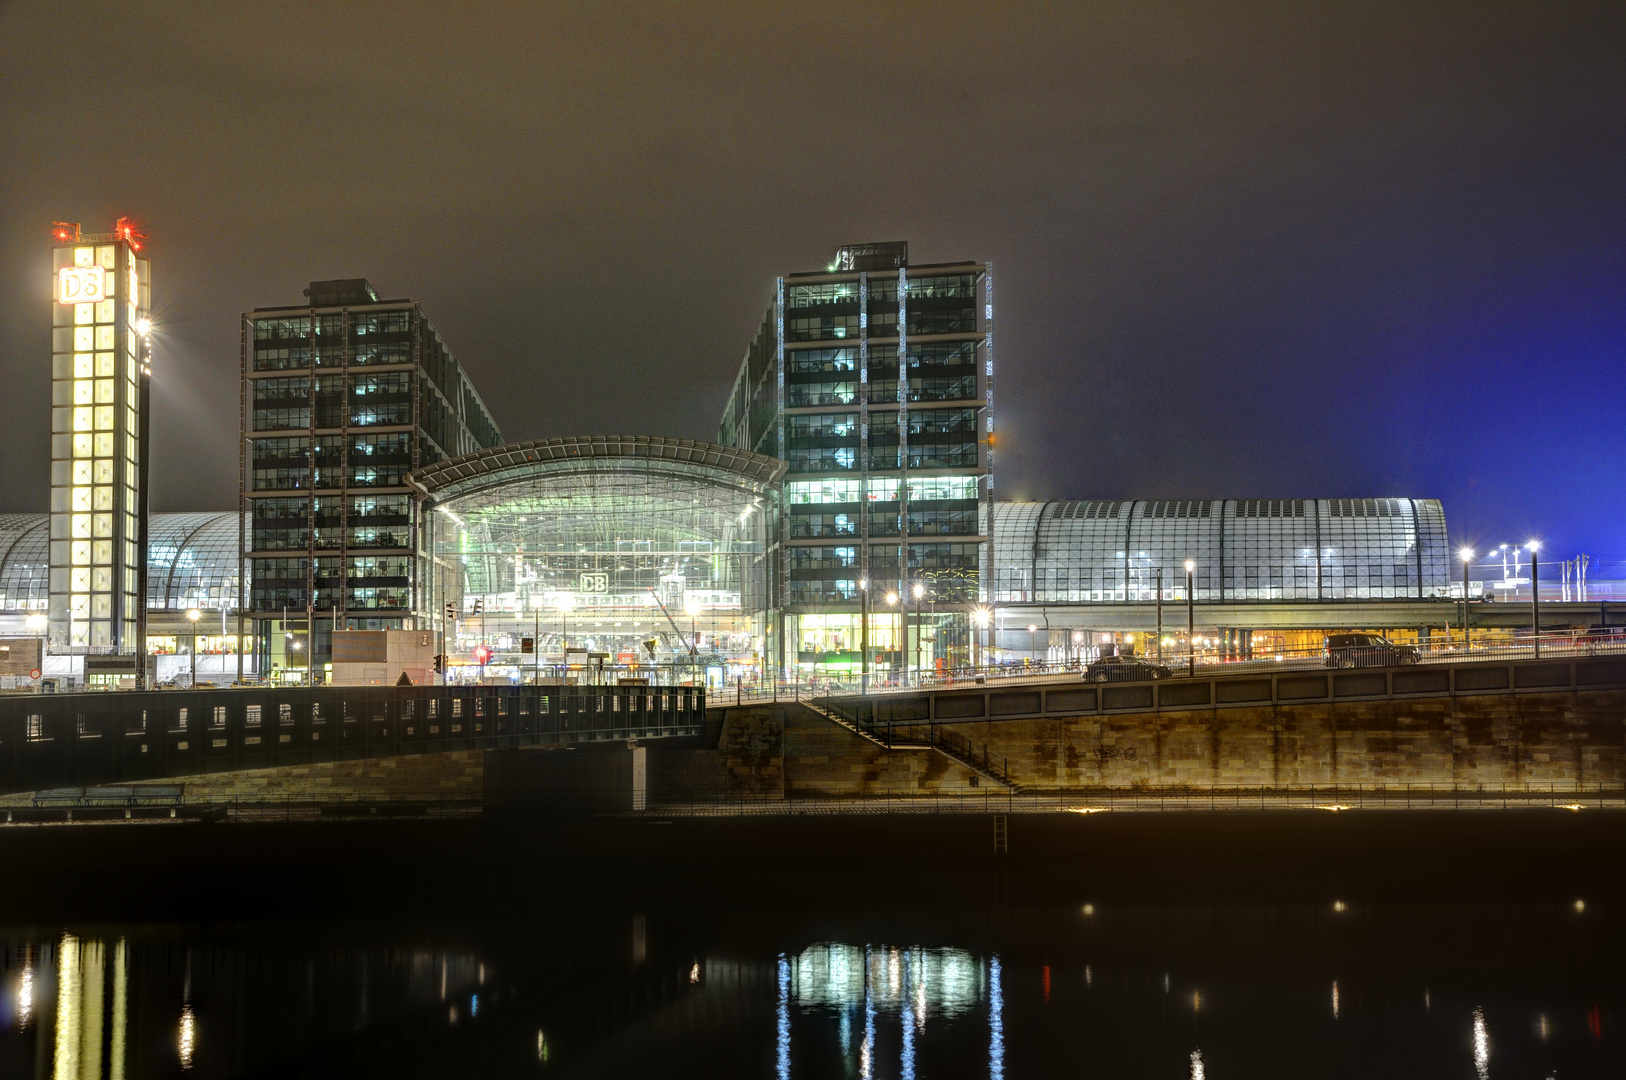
(2, 2, 1623, 561)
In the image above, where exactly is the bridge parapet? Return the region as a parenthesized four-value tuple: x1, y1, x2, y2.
(815, 657, 1626, 727)
(0, 684, 704, 796)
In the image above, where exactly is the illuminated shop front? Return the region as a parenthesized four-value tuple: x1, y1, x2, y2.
(414, 436, 783, 686)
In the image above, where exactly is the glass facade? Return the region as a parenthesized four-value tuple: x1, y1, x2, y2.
(48, 234, 150, 652)
(416, 436, 781, 684)
(718, 245, 993, 674)
(990, 499, 1451, 604)
(240, 280, 502, 673)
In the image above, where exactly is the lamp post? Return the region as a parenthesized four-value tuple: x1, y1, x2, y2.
(556, 593, 573, 683)
(859, 578, 870, 692)
(1528, 540, 1541, 658)
(26, 613, 45, 689)
(1459, 548, 1474, 652)
(1155, 567, 1163, 660)
(186, 608, 202, 687)
(1184, 560, 1195, 676)
(885, 591, 899, 684)
(530, 595, 542, 685)
(912, 580, 925, 681)
(685, 596, 701, 688)
(971, 606, 990, 671)
(1027, 623, 1038, 666)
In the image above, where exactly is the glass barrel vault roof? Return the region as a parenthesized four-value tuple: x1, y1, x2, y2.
(990, 498, 1450, 604)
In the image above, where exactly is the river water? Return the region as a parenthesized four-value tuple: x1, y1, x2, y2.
(0, 900, 1616, 1078)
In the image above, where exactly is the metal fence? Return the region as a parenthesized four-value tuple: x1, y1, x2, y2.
(0, 684, 705, 796)
(713, 630, 1626, 705)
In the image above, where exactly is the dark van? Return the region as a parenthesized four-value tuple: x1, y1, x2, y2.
(1324, 633, 1420, 668)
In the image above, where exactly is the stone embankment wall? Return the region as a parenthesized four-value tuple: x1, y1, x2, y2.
(962, 689, 1626, 789)
(21, 688, 1619, 803)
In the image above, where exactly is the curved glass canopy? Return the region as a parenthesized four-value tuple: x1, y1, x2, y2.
(416, 436, 785, 678)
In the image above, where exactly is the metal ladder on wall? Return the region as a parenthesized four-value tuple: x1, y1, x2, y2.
(993, 814, 1008, 855)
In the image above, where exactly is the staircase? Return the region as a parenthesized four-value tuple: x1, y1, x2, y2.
(806, 700, 1021, 792)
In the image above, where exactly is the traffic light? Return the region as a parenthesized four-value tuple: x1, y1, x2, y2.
(471, 599, 484, 615)
(472, 644, 493, 665)
(433, 654, 446, 674)
(444, 603, 457, 619)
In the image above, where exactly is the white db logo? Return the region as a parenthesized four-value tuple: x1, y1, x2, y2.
(580, 572, 609, 593)
(58, 266, 106, 305)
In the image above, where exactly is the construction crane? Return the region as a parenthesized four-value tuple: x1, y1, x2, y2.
(647, 589, 700, 686)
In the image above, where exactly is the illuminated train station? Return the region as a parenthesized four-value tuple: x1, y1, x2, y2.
(8, 238, 1611, 688)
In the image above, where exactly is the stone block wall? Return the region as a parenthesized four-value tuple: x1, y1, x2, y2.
(948, 689, 1626, 789)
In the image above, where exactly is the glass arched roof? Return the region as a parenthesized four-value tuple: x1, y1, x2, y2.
(413, 436, 786, 613)
(0, 512, 243, 613)
(991, 498, 1450, 604)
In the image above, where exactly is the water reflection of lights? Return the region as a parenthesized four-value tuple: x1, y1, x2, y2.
(1574, 899, 1586, 913)
(1538, 1013, 1550, 1041)
(901, 957, 916, 1080)
(18, 960, 32, 1027)
(792, 944, 981, 1017)
(1190, 1048, 1205, 1080)
(1065, 807, 1110, 814)
(1473, 1006, 1490, 1080)
(1331, 980, 1340, 1019)
(1315, 804, 1352, 812)
(1560, 804, 1584, 812)
(1332, 900, 1348, 913)
(860, 946, 875, 1080)
(1192, 990, 1201, 1012)
(690, 962, 701, 984)
(1081, 904, 1095, 916)
(989, 956, 1005, 1080)
(536, 1029, 549, 1063)
(178, 1004, 196, 1070)
(1084, 964, 1092, 987)
(776, 955, 790, 1080)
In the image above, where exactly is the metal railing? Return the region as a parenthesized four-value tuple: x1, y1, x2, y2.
(710, 630, 1626, 704)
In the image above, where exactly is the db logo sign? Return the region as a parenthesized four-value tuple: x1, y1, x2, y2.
(58, 266, 107, 305)
(579, 572, 609, 593)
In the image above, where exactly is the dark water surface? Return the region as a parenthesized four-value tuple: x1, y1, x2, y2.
(0, 899, 1618, 1078)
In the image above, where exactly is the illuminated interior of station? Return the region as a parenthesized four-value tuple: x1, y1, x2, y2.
(416, 437, 783, 685)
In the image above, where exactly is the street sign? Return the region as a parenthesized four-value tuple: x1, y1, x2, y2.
(29, 668, 41, 680)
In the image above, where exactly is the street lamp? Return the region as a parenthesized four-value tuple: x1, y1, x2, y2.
(1184, 560, 1196, 676)
(912, 580, 925, 680)
(25, 614, 45, 687)
(556, 593, 573, 682)
(1027, 623, 1038, 665)
(186, 608, 202, 687)
(685, 596, 701, 687)
(971, 606, 991, 670)
(885, 591, 899, 682)
(1527, 540, 1541, 658)
(858, 578, 871, 691)
(1459, 547, 1474, 651)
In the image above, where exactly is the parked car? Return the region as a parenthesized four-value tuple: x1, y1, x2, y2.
(1324, 633, 1419, 668)
(1083, 653, 1173, 682)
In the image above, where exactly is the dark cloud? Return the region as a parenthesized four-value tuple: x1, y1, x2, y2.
(2, 0, 1623, 554)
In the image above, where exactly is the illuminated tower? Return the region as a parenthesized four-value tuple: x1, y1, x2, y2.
(48, 220, 152, 655)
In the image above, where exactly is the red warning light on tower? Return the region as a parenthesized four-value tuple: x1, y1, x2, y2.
(113, 216, 148, 251)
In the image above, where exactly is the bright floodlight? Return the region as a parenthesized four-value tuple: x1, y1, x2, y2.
(885, 592, 898, 605)
(555, 594, 574, 611)
(859, 578, 869, 590)
(1027, 623, 1037, 633)
(1527, 539, 1541, 552)
(912, 581, 924, 599)
(971, 607, 990, 627)
(1184, 560, 1195, 572)
(135, 316, 152, 336)
(25, 613, 46, 631)
(186, 608, 201, 622)
(1459, 547, 1474, 562)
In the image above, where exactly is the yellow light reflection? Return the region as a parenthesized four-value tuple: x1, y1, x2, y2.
(178, 1004, 195, 1070)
